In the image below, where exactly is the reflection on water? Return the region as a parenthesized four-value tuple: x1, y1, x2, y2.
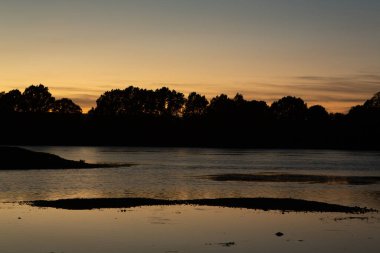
(0, 147, 379, 209)
(1, 147, 380, 253)
(0, 204, 378, 253)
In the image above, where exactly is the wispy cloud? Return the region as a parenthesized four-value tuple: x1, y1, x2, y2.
(68, 95, 99, 110)
(294, 74, 380, 94)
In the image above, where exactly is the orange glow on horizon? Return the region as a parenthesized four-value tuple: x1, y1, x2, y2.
(1, 1, 379, 113)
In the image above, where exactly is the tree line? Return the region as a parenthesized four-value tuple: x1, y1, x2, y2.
(2, 84, 380, 120)
(0, 85, 82, 114)
(1, 84, 379, 149)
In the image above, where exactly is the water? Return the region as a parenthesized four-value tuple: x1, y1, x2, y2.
(1, 147, 380, 253)
(1, 147, 380, 208)
(1, 204, 379, 253)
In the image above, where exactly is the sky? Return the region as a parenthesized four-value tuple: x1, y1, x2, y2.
(1, 0, 380, 112)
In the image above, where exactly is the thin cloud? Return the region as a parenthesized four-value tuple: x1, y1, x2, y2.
(61, 95, 99, 111)
(294, 74, 380, 94)
(50, 86, 105, 93)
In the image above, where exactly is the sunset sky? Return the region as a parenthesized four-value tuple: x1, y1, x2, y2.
(1, 0, 380, 112)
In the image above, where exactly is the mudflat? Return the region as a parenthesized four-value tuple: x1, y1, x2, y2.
(28, 197, 376, 213)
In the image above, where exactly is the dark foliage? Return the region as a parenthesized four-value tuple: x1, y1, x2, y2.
(0, 89, 22, 113)
(21, 84, 55, 113)
(270, 96, 308, 121)
(93, 86, 185, 117)
(307, 105, 329, 122)
(0, 85, 379, 149)
(183, 92, 209, 118)
(52, 98, 82, 114)
(364, 91, 380, 108)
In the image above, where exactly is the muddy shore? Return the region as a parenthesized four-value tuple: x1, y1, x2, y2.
(28, 197, 376, 213)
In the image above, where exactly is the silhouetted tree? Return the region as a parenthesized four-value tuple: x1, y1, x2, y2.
(348, 91, 380, 124)
(244, 100, 271, 121)
(329, 112, 346, 122)
(155, 87, 185, 117)
(207, 94, 235, 116)
(94, 86, 186, 117)
(348, 105, 365, 116)
(233, 93, 245, 106)
(94, 89, 126, 115)
(231, 94, 264, 120)
(52, 98, 82, 114)
(271, 96, 308, 121)
(0, 89, 22, 113)
(364, 91, 380, 108)
(307, 105, 329, 122)
(183, 92, 209, 117)
(1, 83, 380, 149)
(121, 86, 145, 115)
(141, 89, 159, 115)
(21, 84, 55, 113)
(88, 107, 96, 115)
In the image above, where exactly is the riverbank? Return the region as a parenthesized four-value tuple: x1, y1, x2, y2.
(0, 146, 128, 169)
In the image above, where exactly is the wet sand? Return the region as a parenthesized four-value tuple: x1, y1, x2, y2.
(28, 197, 376, 213)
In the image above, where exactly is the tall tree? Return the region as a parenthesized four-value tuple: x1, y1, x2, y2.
(155, 87, 185, 116)
(0, 89, 22, 113)
(244, 100, 270, 122)
(52, 98, 82, 114)
(307, 105, 329, 122)
(183, 92, 209, 117)
(348, 91, 380, 123)
(21, 84, 55, 113)
(94, 89, 126, 115)
(207, 94, 235, 116)
(271, 96, 308, 121)
(364, 91, 380, 108)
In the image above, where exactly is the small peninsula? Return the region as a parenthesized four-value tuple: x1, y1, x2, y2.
(0, 146, 124, 170)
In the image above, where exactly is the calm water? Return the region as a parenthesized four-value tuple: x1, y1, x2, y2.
(1, 147, 380, 208)
(1, 147, 380, 253)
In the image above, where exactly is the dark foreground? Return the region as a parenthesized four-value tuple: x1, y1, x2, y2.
(0, 146, 125, 169)
(28, 197, 376, 213)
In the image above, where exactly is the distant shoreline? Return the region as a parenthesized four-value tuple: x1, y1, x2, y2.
(0, 146, 128, 170)
(27, 197, 377, 213)
(9, 144, 380, 151)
